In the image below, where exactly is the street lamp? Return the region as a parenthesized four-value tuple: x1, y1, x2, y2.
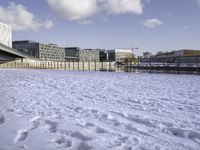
(131, 46, 139, 57)
(131, 46, 139, 64)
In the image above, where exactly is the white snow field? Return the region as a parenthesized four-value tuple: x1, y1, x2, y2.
(0, 69, 200, 150)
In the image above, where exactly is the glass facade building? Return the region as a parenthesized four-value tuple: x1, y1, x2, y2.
(13, 41, 65, 61)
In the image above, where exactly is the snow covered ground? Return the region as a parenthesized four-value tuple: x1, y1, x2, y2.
(0, 69, 200, 150)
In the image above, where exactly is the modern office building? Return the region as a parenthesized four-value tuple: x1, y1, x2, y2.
(143, 51, 152, 58)
(173, 49, 200, 57)
(13, 41, 65, 61)
(155, 49, 200, 58)
(65, 47, 80, 61)
(79, 49, 100, 62)
(107, 49, 133, 62)
(0, 21, 12, 47)
(96, 49, 107, 62)
(141, 49, 200, 64)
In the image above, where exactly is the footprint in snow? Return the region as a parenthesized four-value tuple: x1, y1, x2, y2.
(95, 126, 107, 133)
(14, 129, 29, 143)
(84, 122, 107, 134)
(45, 120, 58, 133)
(78, 142, 93, 150)
(71, 131, 92, 141)
(52, 136, 72, 148)
(85, 122, 95, 127)
(165, 127, 200, 144)
(29, 116, 41, 130)
(0, 115, 5, 124)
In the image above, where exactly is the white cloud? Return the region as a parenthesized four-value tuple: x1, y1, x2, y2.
(46, 0, 98, 20)
(143, 18, 163, 28)
(46, 0, 144, 21)
(197, 0, 200, 7)
(0, 2, 53, 32)
(106, 0, 143, 15)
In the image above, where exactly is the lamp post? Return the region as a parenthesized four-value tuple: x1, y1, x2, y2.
(131, 46, 139, 64)
(131, 46, 139, 57)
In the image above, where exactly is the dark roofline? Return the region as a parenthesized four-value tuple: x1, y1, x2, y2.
(65, 47, 80, 49)
(12, 40, 37, 44)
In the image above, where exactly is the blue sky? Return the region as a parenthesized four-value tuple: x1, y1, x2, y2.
(0, 0, 200, 55)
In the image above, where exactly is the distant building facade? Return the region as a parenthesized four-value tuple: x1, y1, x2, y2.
(155, 49, 200, 58)
(65, 47, 80, 61)
(174, 49, 200, 57)
(95, 49, 107, 62)
(13, 41, 65, 61)
(0, 21, 12, 47)
(141, 49, 200, 64)
(13, 41, 102, 62)
(143, 51, 152, 58)
(107, 49, 133, 62)
(107, 50, 115, 61)
(79, 49, 99, 62)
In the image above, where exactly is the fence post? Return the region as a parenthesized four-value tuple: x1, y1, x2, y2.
(95, 60, 96, 71)
(149, 58, 152, 73)
(68, 60, 70, 70)
(78, 61, 79, 70)
(178, 57, 180, 74)
(73, 60, 75, 70)
(197, 56, 199, 73)
(196, 56, 198, 73)
(88, 61, 90, 71)
(163, 60, 165, 72)
(109, 61, 111, 72)
(130, 61, 132, 72)
(83, 61, 84, 71)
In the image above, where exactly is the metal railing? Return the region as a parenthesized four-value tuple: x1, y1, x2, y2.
(0, 61, 116, 72)
(1, 55, 200, 74)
